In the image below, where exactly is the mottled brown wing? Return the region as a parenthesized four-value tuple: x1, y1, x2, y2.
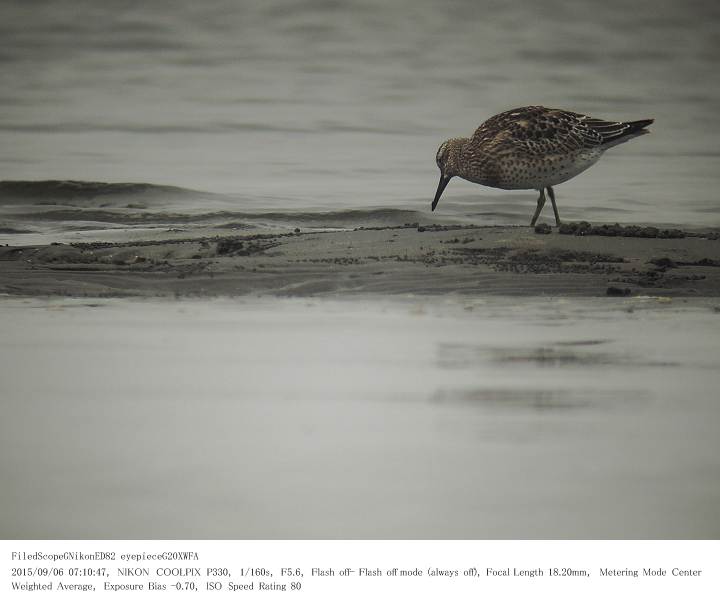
(471, 106, 602, 156)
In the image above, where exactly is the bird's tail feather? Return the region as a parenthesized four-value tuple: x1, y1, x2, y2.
(586, 118, 654, 148)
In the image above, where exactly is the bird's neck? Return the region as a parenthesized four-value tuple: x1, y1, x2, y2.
(449, 137, 496, 184)
(445, 137, 470, 177)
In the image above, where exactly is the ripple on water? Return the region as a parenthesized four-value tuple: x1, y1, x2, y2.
(431, 388, 651, 411)
(436, 342, 680, 369)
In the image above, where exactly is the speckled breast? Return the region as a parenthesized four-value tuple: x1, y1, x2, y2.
(493, 149, 604, 190)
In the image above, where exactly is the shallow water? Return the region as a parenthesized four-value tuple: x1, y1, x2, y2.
(1, 0, 719, 241)
(1, 296, 719, 538)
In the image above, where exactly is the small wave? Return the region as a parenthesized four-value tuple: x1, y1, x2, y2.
(0, 226, 35, 234)
(0, 180, 208, 204)
(231, 208, 425, 226)
(7, 207, 426, 229)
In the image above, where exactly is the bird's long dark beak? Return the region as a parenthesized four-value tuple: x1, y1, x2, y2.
(431, 174, 451, 211)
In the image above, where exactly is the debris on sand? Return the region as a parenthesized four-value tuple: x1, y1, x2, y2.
(559, 222, 686, 239)
(606, 286, 632, 297)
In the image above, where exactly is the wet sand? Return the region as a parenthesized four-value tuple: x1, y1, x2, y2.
(1, 223, 719, 298)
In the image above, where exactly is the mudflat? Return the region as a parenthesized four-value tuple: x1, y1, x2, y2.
(1, 223, 719, 298)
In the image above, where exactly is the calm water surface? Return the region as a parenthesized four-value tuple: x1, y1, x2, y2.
(1, 296, 719, 538)
(1, 0, 719, 237)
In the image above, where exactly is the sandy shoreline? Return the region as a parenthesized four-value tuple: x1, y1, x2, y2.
(1, 223, 719, 298)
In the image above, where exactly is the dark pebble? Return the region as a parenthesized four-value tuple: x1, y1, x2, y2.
(651, 257, 677, 269)
(575, 221, 592, 235)
(659, 229, 685, 239)
(534, 223, 552, 234)
(558, 221, 592, 235)
(606, 286, 631, 297)
(557, 222, 689, 239)
(216, 239, 244, 255)
(591, 223, 621, 236)
(638, 226, 659, 238)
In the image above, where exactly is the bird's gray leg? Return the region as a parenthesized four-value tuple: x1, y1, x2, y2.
(547, 186, 561, 226)
(530, 189, 546, 226)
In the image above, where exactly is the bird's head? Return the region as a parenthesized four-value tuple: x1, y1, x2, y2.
(432, 138, 463, 211)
